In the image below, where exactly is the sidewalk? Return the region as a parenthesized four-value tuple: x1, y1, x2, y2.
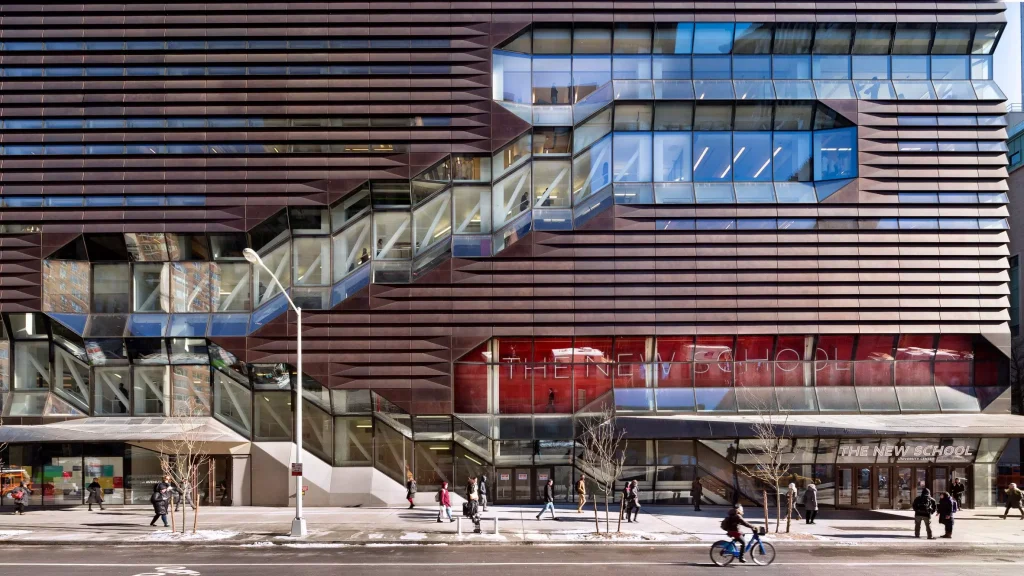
(0, 504, 1022, 546)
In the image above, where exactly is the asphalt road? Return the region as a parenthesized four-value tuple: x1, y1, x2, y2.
(0, 544, 1019, 576)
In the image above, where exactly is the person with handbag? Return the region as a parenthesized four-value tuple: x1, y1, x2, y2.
(937, 491, 957, 538)
(464, 477, 481, 532)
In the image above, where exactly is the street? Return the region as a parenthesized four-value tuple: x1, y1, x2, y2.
(0, 545, 1019, 576)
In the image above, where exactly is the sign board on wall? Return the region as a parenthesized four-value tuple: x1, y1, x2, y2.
(839, 443, 975, 462)
(291, 463, 303, 476)
(500, 473, 510, 481)
(517, 473, 528, 481)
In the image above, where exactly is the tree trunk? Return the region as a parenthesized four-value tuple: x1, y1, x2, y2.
(593, 492, 601, 534)
(775, 489, 781, 533)
(786, 491, 792, 534)
(169, 491, 176, 533)
(181, 494, 187, 534)
(617, 492, 624, 533)
(192, 479, 200, 534)
(604, 494, 610, 534)
(762, 490, 769, 532)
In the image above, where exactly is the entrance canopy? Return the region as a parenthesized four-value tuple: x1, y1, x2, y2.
(0, 416, 249, 445)
(618, 413, 1024, 439)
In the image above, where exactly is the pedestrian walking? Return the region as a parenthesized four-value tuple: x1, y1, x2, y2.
(949, 477, 966, 509)
(465, 476, 481, 533)
(536, 478, 556, 520)
(803, 483, 818, 524)
(1003, 482, 1024, 519)
(478, 473, 489, 512)
(937, 491, 957, 538)
(149, 486, 170, 527)
(8, 482, 32, 515)
(690, 477, 703, 511)
(172, 481, 196, 513)
(86, 477, 105, 511)
(436, 481, 454, 523)
(788, 483, 802, 520)
(406, 474, 417, 509)
(625, 480, 641, 523)
(912, 487, 937, 539)
(576, 474, 587, 513)
(154, 475, 171, 494)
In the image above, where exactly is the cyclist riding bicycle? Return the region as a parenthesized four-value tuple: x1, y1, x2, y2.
(721, 504, 756, 563)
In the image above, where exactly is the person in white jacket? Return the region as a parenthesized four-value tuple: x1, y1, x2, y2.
(788, 483, 802, 520)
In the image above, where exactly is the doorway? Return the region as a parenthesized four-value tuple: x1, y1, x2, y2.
(494, 467, 554, 504)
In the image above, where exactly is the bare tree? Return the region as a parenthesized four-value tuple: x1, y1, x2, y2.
(577, 406, 627, 534)
(158, 398, 211, 534)
(737, 392, 793, 533)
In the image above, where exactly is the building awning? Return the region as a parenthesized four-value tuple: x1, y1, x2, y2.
(616, 413, 1024, 439)
(0, 416, 249, 445)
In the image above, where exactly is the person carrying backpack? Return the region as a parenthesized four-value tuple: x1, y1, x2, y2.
(912, 487, 937, 539)
(8, 482, 32, 515)
(721, 505, 757, 564)
(1002, 483, 1024, 519)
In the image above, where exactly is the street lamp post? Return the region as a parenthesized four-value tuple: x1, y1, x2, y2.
(243, 248, 307, 537)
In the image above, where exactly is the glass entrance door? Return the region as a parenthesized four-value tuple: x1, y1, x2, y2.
(897, 467, 913, 509)
(876, 467, 891, 509)
(837, 468, 854, 508)
(932, 467, 948, 496)
(496, 468, 514, 502)
(513, 468, 532, 502)
(854, 467, 872, 509)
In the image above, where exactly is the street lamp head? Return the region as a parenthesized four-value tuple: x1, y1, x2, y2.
(242, 247, 263, 266)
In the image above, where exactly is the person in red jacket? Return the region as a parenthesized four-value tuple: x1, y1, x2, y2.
(436, 481, 454, 523)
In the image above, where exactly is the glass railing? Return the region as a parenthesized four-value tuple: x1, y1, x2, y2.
(492, 210, 532, 254)
(330, 261, 370, 307)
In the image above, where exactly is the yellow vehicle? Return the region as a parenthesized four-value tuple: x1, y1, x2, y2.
(1, 469, 32, 499)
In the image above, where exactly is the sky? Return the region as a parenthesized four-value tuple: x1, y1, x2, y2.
(996, 1, 1022, 105)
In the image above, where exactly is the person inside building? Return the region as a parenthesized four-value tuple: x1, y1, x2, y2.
(949, 477, 966, 509)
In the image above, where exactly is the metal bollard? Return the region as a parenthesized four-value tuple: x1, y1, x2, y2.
(456, 516, 462, 535)
(494, 516, 500, 535)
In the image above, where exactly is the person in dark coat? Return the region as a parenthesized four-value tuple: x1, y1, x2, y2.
(949, 478, 966, 509)
(625, 480, 641, 523)
(912, 487, 937, 539)
(536, 478, 556, 520)
(478, 473, 489, 512)
(154, 475, 171, 494)
(150, 486, 170, 527)
(8, 483, 32, 515)
(86, 477, 105, 511)
(406, 475, 417, 509)
(937, 491, 958, 538)
(803, 483, 819, 524)
(690, 478, 703, 511)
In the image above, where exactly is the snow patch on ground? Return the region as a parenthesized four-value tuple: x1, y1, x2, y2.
(240, 541, 276, 547)
(274, 530, 326, 540)
(364, 542, 448, 547)
(0, 530, 31, 538)
(367, 533, 385, 539)
(283, 543, 352, 548)
(545, 530, 670, 542)
(399, 532, 427, 540)
(141, 529, 238, 542)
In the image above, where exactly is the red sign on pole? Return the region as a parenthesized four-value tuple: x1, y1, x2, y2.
(291, 463, 303, 477)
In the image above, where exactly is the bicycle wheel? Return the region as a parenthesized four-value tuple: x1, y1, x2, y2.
(709, 541, 736, 567)
(750, 540, 776, 566)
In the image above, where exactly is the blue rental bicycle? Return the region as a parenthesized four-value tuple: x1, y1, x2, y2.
(710, 527, 776, 566)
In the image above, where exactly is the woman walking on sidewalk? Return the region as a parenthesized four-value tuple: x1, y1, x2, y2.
(149, 486, 170, 527)
(436, 481, 454, 523)
(8, 482, 32, 515)
(86, 477, 105, 511)
(406, 474, 417, 509)
(788, 483, 802, 521)
(803, 483, 818, 524)
(937, 491, 957, 538)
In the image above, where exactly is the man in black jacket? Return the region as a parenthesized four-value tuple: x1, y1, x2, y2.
(949, 478, 966, 508)
(536, 478, 556, 520)
(912, 487, 937, 539)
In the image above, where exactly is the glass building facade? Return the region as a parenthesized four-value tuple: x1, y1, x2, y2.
(0, 4, 1018, 510)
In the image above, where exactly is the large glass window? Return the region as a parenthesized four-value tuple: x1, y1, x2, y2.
(293, 238, 330, 286)
(653, 133, 692, 183)
(613, 133, 653, 182)
(413, 191, 452, 254)
(14, 341, 50, 390)
(813, 128, 857, 181)
(132, 366, 169, 415)
(492, 51, 531, 104)
(572, 55, 611, 102)
(732, 132, 773, 182)
(254, 391, 292, 440)
(53, 346, 89, 409)
(214, 370, 252, 436)
(653, 23, 693, 54)
(252, 242, 291, 307)
(133, 264, 169, 312)
(94, 366, 130, 415)
(532, 56, 571, 105)
(533, 161, 571, 208)
(93, 264, 130, 313)
(453, 186, 491, 235)
(693, 23, 734, 54)
(372, 212, 412, 260)
(492, 163, 532, 230)
(772, 132, 812, 182)
(335, 416, 374, 466)
(572, 135, 612, 201)
(692, 133, 732, 182)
